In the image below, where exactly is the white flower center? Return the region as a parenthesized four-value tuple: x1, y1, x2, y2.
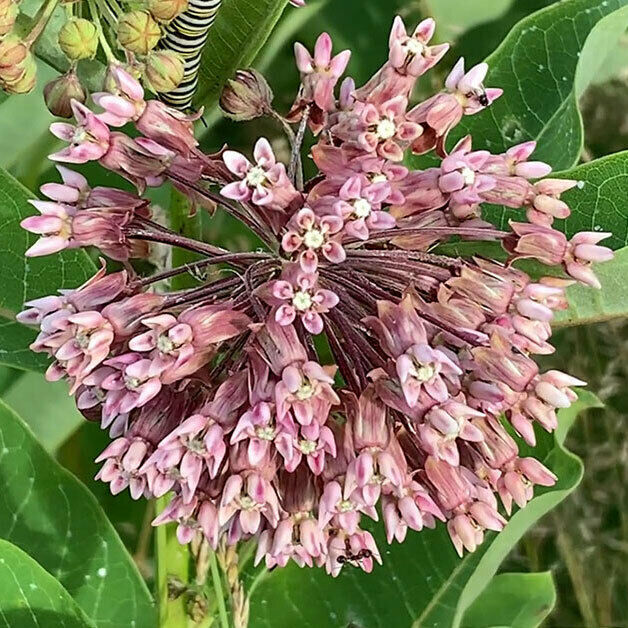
(72, 127, 88, 144)
(403, 38, 424, 56)
(298, 439, 317, 454)
(370, 173, 387, 184)
(124, 375, 142, 390)
(246, 166, 267, 187)
(157, 334, 175, 354)
(75, 329, 91, 349)
(352, 198, 372, 219)
(255, 425, 276, 441)
(303, 228, 325, 250)
(376, 119, 396, 140)
(292, 290, 313, 311)
(239, 495, 256, 510)
(410, 362, 436, 382)
(338, 499, 354, 513)
(186, 436, 205, 454)
(296, 381, 315, 401)
(461, 166, 476, 186)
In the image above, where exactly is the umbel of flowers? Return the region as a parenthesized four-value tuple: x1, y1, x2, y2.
(20, 16, 611, 575)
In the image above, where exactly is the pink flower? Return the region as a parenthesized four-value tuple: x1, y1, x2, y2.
(275, 421, 337, 474)
(343, 389, 406, 502)
(332, 96, 423, 161)
(259, 263, 339, 334)
(331, 175, 396, 240)
(93, 65, 146, 126)
(39, 165, 90, 204)
(97, 353, 164, 420)
(407, 58, 502, 154)
(128, 305, 251, 384)
(143, 413, 227, 500)
(221, 138, 298, 211)
(438, 141, 496, 211)
(388, 16, 449, 78)
(275, 360, 339, 426)
(281, 207, 345, 272)
(49, 100, 110, 163)
(293, 32, 351, 114)
(219, 469, 281, 542)
(21, 201, 76, 257)
(95, 435, 151, 499)
(564, 231, 613, 288)
(445, 58, 503, 115)
(152, 495, 219, 546)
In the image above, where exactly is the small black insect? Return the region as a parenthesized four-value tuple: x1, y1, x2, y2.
(478, 91, 489, 107)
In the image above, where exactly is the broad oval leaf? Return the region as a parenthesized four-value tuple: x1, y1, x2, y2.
(461, 572, 556, 628)
(0, 167, 96, 372)
(0, 399, 156, 627)
(246, 392, 599, 628)
(0, 539, 94, 628)
(410, 0, 628, 171)
(194, 0, 290, 109)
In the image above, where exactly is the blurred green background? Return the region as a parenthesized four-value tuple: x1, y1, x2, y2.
(2, 0, 627, 625)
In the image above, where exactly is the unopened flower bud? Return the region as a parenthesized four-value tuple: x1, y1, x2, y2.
(220, 68, 273, 121)
(144, 49, 184, 93)
(0, 0, 18, 37)
(43, 69, 87, 118)
(58, 18, 98, 60)
(0, 34, 28, 84)
(117, 11, 161, 55)
(2, 51, 36, 94)
(147, 0, 188, 23)
(103, 61, 142, 93)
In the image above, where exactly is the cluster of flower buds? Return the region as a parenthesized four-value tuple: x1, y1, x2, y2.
(0, 33, 36, 95)
(19, 15, 612, 576)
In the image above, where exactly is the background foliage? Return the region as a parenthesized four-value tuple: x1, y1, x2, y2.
(0, 0, 626, 626)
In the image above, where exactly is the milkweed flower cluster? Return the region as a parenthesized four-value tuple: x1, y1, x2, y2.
(19, 16, 611, 575)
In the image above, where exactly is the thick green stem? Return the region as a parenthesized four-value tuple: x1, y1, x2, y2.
(23, 0, 59, 47)
(88, 0, 117, 63)
(154, 497, 194, 627)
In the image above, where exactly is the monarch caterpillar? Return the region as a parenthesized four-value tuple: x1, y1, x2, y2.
(158, 0, 223, 110)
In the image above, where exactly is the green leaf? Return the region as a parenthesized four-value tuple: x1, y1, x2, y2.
(0, 167, 96, 372)
(0, 398, 156, 627)
(425, 0, 513, 43)
(0, 539, 95, 628)
(246, 392, 599, 628)
(410, 0, 628, 171)
(461, 572, 556, 628)
(2, 373, 84, 452)
(194, 0, 290, 110)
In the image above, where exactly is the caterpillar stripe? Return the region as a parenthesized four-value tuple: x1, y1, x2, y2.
(159, 0, 223, 110)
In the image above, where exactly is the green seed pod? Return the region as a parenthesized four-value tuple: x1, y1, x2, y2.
(43, 69, 87, 117)
(143, 49, 184, 92)
(0, 0, 19, 38)
(220, 68, 274, 121)
(117, 10, 161, 55)
(58, 18, 98, 60)
(147, 0, 188, 23)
